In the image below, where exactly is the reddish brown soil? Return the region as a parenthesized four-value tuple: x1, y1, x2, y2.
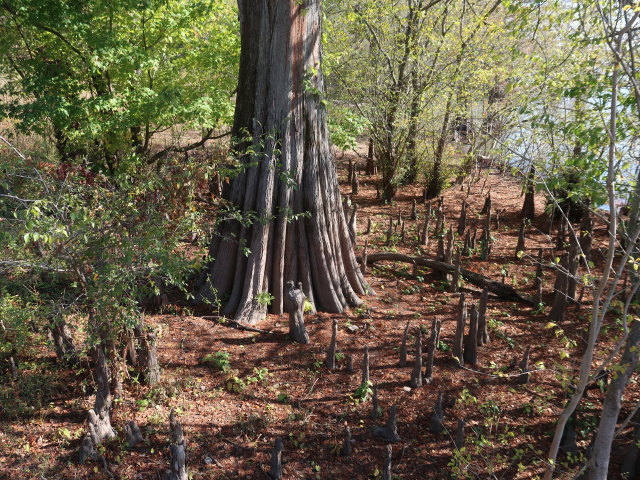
(1, 151, 637, 480)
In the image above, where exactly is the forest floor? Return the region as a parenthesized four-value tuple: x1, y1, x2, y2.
(1, 147, 637, 480)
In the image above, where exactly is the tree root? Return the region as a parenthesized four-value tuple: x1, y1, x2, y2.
(362, 252, 536, 305)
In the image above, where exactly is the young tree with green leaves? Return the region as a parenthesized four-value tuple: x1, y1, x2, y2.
(324, 0, 515, 201)
(0, 0, 239, 173)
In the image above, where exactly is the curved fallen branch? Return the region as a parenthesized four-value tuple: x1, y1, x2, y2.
(363, 252, 536, 305)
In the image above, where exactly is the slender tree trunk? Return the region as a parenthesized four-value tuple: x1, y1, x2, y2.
(522, 166, 536, 220)
(544, 34, 623, 480)
(426, 95, 453, 199)
(404, 73, 422, 185)
(197, 0, 368, 324)
(585, 320, 640, 480)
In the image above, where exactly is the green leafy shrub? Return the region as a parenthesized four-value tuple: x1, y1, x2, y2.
(200, 351, 231, 372)
(0, 0, 240, 173)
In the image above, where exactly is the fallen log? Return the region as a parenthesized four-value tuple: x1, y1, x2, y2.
(363, 253, 535, 305)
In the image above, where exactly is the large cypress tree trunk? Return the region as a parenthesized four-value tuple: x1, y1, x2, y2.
(197, 0, 368, 324)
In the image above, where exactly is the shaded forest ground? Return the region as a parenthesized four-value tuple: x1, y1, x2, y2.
(1, 147, 637, 480)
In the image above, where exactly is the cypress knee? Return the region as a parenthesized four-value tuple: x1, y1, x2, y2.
(463, 305, 479, 365)
(410, 329, 423, 388)
(285, 281, 309, 344)
(382, 445, 393, 480)
(452, 293, 466, 367)
(516, 345, 531, 385)
(348, 203, 358, 243)
(424, 318, 441, 384)
(515, 219, 526, 260)
(325, 319, 338, 369)
(386, 215, 393, 245)
(362, 346, 370, 386)
(341, 426, 354, 457)
(168, 410, 188, 480)
(371, 384, 380, 419)
(477, 287, 490, 346)
(450, 249, 461, 293)
(372, 406, 401, 443)
(457, 199, 467, 235)
(463, 229, 471, 256)
(422, 204, 432, 246)
(362, 240, 369, 275)
(352, 170, 359, 195)
(125, 421, 145, 448)
(521, 166, 535, 220)
(399, 320, 410, 367)
(454, 418, 466, 450)
(267, 437, 283, 480)
(430, 391, 445, 433)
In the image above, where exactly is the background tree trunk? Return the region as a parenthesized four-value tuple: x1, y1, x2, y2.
(197, 0, 368, 324)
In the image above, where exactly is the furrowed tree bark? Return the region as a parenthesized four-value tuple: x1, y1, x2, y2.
(196, 0, 368, 324)
(88, 347, 116, 445)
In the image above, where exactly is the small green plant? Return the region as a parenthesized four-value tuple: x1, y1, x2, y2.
(303, 299, 314, 313)
(256, 291, 275, 306)
(247, 367, 270, 383)
(480, 400, 501, 418)
(289, 431, 306, 449)
(277, 392, 290, 403)
(225, 374, 246, 393)
(494, 330, 515, 349)
(351, 380, 373, 403)
(225, 367, 270, 393)
(401, 284, 421, 295)
(533, 302, 546, 315)
(457, 388, 477, 407)
(200, 351, 231, 372)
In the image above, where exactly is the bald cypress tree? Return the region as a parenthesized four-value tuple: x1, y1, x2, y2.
(197, 1, 369, 323)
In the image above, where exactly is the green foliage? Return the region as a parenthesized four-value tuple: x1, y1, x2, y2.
(0, 0, 239, 172)
(351, 380, 373, 403)
(325, 0, 522, 198)
(0, 365, 63, 418)
(225, 367, 270, 393)
(328, 107, 369, 152)
(256, 291, 275, 307)
(0, 142, 207, 370)
(0, 293, 33, 359)
(200, 351, 231, 372)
